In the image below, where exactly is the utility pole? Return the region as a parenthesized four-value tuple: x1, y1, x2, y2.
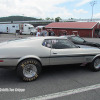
(23, 14, 24, 23)
(90, 1, 97, 21)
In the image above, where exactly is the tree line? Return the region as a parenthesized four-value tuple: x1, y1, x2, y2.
(0, 16, 39, 23)
(0, 16, 74, 22)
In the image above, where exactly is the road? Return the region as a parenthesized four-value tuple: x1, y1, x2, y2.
(0, 34, 100, 100)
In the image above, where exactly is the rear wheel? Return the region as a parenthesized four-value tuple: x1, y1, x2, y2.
(17, 59, 42, 82)
(90, 57, 100, 71)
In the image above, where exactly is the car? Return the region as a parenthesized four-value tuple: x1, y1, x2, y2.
(60, 35, 100, 48)
(0, 36, 100, 82)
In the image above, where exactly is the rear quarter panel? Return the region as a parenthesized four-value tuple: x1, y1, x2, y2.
(0, 39, 51, 67)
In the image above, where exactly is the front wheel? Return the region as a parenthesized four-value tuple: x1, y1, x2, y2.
(90, 57, 100, 71)
(17, 59, 42, 82)
(30, 32, 33, 35)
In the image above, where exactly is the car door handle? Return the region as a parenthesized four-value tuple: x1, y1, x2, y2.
(53, 52, 57, 54)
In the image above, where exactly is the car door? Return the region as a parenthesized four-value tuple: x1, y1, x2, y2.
(50, 39, 86, 65)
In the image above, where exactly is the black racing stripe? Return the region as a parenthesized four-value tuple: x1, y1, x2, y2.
(0, 58, 20, 59)
(40, 54, 97, 58)
(0, 53, 98, 59)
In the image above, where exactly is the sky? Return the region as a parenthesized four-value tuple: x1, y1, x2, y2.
(0, 0, 100, 20)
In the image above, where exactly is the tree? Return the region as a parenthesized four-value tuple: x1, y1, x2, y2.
(71, 18, 74, 19)
(50, 18, 54, 20)
(55, 17, 61, 22)
(45, 17, 51, 20)
(39, 18, 43, 20)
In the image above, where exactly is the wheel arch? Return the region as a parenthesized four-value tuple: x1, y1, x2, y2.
(90, 54, 100, 71)
(16, 55, 42, 69)
(92, 54, 100, 62)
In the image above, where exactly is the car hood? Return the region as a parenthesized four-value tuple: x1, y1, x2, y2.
(84, 41, 100, 46)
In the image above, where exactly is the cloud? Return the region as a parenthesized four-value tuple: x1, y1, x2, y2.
(0, 0, 92, 19)
(93, 13, 100, 18)
(76, 0, 92, 7)
(0, 0, 46, 18)
(54, 7, 73, 19)
(73, 9, 88, 14)
(0, 0, 73, 19)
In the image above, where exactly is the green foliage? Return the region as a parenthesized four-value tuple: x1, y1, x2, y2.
(45, 17, 54, 20)
(45, 17, 50, 20)
(0, 16, 75, 23)
(0, 16, 39, 22)
(50, 18, 54, 20)
(71, 18, 74, 19)
(38, 18, 43, 20)
(55, 17, 61, 22)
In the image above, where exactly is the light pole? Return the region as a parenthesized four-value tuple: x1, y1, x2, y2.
(23, 14, 24, 23)
(90, 1, 97, 21)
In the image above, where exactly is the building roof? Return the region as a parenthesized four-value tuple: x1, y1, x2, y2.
(45, 22, 98, 29)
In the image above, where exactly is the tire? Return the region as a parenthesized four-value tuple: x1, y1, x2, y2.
(30, 32, 33, 35)
(17, 59, 42, 82)
(90, 56, 100, 71)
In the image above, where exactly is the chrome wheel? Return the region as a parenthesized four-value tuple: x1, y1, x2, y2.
(94, 58, 100, 69)
(23, 64, 37, 78)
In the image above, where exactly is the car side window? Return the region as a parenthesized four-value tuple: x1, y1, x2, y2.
(42, 39, 51, 48)
(52, 39, 76, 49)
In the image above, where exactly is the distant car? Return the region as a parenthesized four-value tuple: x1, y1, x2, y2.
(1, 36, 100, 82)
(60, 35, 100, 48)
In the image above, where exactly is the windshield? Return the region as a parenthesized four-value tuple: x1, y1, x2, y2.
(71, 36, 85, 42)
(29, 27, 34, 29)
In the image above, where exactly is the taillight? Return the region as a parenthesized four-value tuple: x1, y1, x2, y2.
(0, 60, 3, 62)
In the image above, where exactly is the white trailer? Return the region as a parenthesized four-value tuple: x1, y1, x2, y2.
(0, 23, 37, 35)
(0, 24, 19, 33)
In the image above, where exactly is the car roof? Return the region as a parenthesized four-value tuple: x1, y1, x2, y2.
(27, 36, 68, 40)
(3, 36, 69, 44)
(60, 35, 81, 38)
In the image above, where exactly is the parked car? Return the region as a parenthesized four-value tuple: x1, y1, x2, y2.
(0, 36, 100, 82)
(60, 35, 100, 48)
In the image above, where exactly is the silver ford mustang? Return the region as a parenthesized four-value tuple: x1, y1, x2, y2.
(0, 36, 100, 82)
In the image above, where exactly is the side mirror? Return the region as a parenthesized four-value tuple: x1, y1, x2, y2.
(83, 40, 86, 43)
(76, 46, 80, 48)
